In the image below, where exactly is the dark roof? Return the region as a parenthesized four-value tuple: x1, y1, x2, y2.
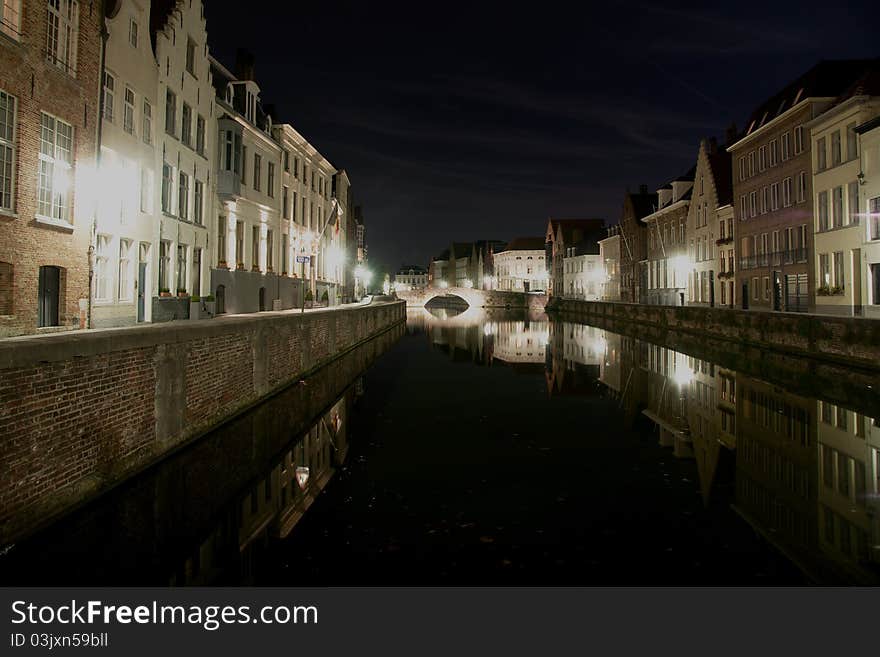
(626, 190, 658, 219)
(548, 219, 606, 250)
(433, 249, 450, 261)
(855, 114, 880, 135)
(837, 60, 880, 100)
(397, 264, 427, 274)
(744, 59, 875, 137)
(499, 237, 546, 252)
(707, 147, 733, 206)
(149, 0, 177, 54)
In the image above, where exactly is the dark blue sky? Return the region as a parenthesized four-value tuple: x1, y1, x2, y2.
(207, 0, 878, 277)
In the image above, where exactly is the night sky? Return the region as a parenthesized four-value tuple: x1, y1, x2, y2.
(207, 1, 877, 277)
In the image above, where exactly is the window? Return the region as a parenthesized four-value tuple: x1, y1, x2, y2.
(771, 182, 779, 211)
(178, 171, 189, 220)
(103, 72, 115, 121)
(819, 253, 830, 287)
(0, 90, 16, 212)
(139, 166, 153, 213)
(268, 162, 275, 198)
(281, 234, 289, 274)
(181, 103, 192, 146)
(161, 162, 174, 214)
(740, 196, 747, 221)
(816, 137, 826, 170)
(266, 230, 274, 271)
(241, 146, 247, 183)
(192, 248, 201, 296)
(235, 221, 244, 267)
(251, 225, 259, 269)
(818, 191, 829, 231)
(176, 244, 187, 291)
(282, 185, 289, 218)
(833, 251, 844, 289)
(1, 0, 22, 40)
(832, 186, 843, 228)
(123, 87, 135, 135)
(118, 238, 132, 301)
(294, 157, 299, 178)
(758, 145, 767, 171)
(195, 115, 205, 155)
(831, 130, 841, 166)
(752, 277, 759, 300)
(217, 216, 227, 265)
(128, 18, 138, 48)
(846, 123, 857, 161)
(796, 171, 806, 203)
(283, 150, 290, 171)
(848, 182, 859, 226)
(165, 89, 176, 136)
(95, 234, 111, 301)
(769, 139, 778, 166)
(142, 100, 152, 144)
(761, 187, 768, 214)
(763, 277, 770, 300)
(782, 177, 792, 207)
(37, 113, 74, 223)
(749, 191, 757, 217)
(159, 240, 170, 290)
(46, 0, 79, 74)
(781, 133, 790, 161)
(194, 179, 203, 225)
(253, 153, 261, 191)
(794, 125, 804, 154)
(748, 151, 755, 177)
(186, 38, 197, 76)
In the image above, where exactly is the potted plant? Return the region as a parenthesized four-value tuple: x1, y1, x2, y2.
(831, 285, 844, 296)
(204, 294, 215, 316)
(816, 285, 830, 296)
(321, 289, 329, 306)
(177, 287, 188, 298)
(159, 287, 172, 298)
(304, 289, 314, 309)
(189, 295, 201, 320)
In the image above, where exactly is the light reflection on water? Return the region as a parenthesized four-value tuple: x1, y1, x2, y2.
(410, 306, 880, 584)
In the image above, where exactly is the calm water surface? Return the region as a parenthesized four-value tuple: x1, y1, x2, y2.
(3, 307, 879, 585)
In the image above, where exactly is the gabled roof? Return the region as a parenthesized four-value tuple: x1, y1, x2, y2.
(149, 0, 178, 54)
(498, 237, 545, 252)
(707, 147, 733, 206)
(626, 191, 658, 219)
(743, 59, 874, 137)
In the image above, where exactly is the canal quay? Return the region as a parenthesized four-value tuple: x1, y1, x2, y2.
(2, 306, 878, 585)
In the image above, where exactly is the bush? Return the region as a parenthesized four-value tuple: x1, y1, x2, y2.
(204, 294, 215, 302)
(190, 295, 200, 302)
(305, 290, 313, 301)
(159, 287, 170, 294)
(321, 290, 329, 302)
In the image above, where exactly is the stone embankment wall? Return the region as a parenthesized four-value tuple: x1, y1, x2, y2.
(0, 301, 405, 544)
(550, 298, 880, 370)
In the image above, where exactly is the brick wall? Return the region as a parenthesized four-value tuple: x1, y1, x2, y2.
(551, 298, 880, 369)
(0, 301, 406, 543)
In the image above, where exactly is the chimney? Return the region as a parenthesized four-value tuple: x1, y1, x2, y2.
(235, 48, 255, 81)
(725, 122, 738, 147)
(708, 136, 718, 154)
(639, 184, 648, 195)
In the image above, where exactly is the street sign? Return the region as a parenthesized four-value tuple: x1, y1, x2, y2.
(296, 255, 310, 264)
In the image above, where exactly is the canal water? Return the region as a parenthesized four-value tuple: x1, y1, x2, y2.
(2, 308, 879, 585)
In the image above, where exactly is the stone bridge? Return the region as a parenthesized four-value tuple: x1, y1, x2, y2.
(396, 286, 547, 311)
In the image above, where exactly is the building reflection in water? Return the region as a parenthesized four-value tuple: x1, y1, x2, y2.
(172, 389, 358, 585)
(413, 306, 880, 583)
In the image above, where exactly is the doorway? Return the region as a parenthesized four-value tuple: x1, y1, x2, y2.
(38, 265, 61, 327)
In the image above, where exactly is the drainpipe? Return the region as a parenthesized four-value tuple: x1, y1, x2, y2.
(87, 5, 110, 330)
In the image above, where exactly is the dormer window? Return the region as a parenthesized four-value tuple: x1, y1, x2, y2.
(225, 85, 233, 105)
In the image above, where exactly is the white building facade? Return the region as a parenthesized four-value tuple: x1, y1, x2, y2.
(856, 115, 880, 317)
(492, 237, 547, 292)
(562, 249, 603, 300)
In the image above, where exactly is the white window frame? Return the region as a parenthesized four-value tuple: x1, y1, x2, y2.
(95, 234, 111, 302)
(1, 0, 22, 40)
(123, 86, 135, 135)
(37, 112, 74, 225)
(142, 100, 152, 144)
(118, 238, 132, 301)
(46, 0, 79, 75)
(103, 71, 115, 122)
(178, 170, 189, 221)
(128, 18, 138, 48)
(0, 89, 16, 214)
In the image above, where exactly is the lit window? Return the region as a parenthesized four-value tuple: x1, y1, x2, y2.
(46, 1, 79, 74)
(37, 112, 74, 224)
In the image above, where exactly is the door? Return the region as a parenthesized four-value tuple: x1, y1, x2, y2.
(852, 248, 862, 315)
(772, 271, 781, 311)
(38, 265, 60, 327)
(523, 280, 530, 293)
(137, 262, 147, 322)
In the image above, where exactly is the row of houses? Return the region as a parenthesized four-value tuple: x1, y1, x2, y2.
(0, 0, 368, 337)
(547, 59, 880, 317)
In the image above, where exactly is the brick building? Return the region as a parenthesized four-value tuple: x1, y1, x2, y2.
(729, 60, 872, 312)
(616, 186, 657, 304)
(0, 0, 103, 336)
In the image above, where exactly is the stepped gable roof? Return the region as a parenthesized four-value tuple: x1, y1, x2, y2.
(707, 147, 733, 206)
(743, 59, 874, 137)
(499, 237, 546, 252)
(150, 0, 178, 53)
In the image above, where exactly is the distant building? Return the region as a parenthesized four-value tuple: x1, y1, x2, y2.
(808, 67, 880, 315)
(562, 240, 603, 300)
(729, 59, 873, 312)
(492, 237, 547, 292)
(428, 240, 505, 289)
(687, 136, 735, 307)
(545, 219, 606, 298)
(617, 187, 658, 304)
(598, 226, 621, 301)
(858, 113, 880, 317)
(642, 170, 695, 306)
(394, 264, 428, 290)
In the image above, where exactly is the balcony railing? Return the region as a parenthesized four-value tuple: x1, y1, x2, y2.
(739, 248, 807, 270)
